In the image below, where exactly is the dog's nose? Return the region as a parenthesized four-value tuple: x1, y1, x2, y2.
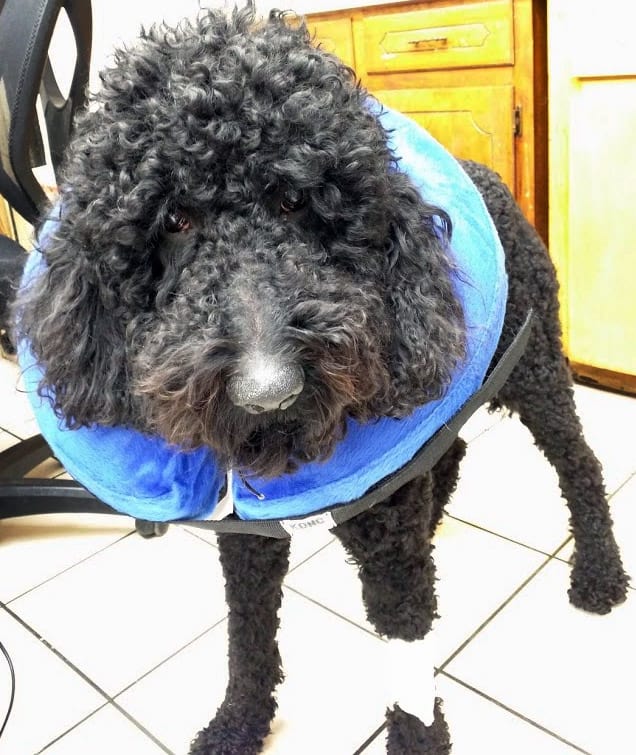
(227, 359, 304, 414)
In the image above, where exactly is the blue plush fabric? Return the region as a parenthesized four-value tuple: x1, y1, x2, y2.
(19, 105, 507, 523)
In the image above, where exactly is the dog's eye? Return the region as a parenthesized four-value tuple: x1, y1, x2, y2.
(280, 189, 306, 214)
(165, 210, 192, 233)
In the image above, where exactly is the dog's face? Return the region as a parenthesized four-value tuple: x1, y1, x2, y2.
(16, 9, 465, 477)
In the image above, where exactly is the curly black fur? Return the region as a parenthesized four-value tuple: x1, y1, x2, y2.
(386, 701, 451, 755)
(190, 533, 290, 755)
(14, 7, 464, 478)
(462, 159, 629, 614)
(10, 8, 629, 754)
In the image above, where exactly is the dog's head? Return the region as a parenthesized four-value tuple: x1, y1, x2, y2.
(15, 8, 465, 477)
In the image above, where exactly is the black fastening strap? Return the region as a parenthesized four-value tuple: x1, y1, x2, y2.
(183, 309, 534, 538)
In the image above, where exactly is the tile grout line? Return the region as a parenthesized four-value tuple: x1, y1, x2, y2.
(0, 602, 175, 754)
(183, 524, 338, 576)
(5, 530, 137, 605)
(36, 700, 175, 755)
(349, 664, 467, 754)
(549, 534, 574, 564)
(351, 658, 595, 755)
(462, 415, 505, 445)
(444, 512, 561, 559)
(114, 614, 229, 698)
(287, 537, 338, 574)
(439, 669, 592, 754)
(180, 526, 221, 550)
(34, 701, 110, 753)
(608, 469, 636, 499)
(546, 468, 636, 566)
(352, 720, 387, 754)
(106, 699, 177, 755)
(438, 553, 554, 672)
(284, 584, 387, 642)
(0, 421, 38, 442)
(0, 426, 23, 442)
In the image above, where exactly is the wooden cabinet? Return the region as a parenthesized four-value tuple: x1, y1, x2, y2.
(310, 17, 356, 68)
(307, 0, 548, 243)
(374, 84, 515, 188)
(548, 0, 636, 391)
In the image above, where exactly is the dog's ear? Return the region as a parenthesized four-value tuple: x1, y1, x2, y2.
(13, 207, 138, 428)
(13, 88, 156, 429)
(12, 30, 174, 428)
(380, 171, 466, 414)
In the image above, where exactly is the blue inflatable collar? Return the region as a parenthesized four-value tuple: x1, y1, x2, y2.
(19, 106, 507, 523)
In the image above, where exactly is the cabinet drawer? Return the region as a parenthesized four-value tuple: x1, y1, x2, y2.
(308, 18, 356, 69)
(362, 0, 514, 74)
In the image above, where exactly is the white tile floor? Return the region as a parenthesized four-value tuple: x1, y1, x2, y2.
(0, 356, 634, 755)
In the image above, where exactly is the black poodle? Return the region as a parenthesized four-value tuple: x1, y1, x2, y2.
(12, 8, 628, 754)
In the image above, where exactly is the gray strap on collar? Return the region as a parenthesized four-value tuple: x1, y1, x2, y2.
(183, 310, 534, 538)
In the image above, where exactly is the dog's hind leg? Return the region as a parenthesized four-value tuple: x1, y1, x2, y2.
(334, 474, 451, 754)
(461, 158, 629, 614)
(495, 345, 629, 614)
(190, 533, 290, 755)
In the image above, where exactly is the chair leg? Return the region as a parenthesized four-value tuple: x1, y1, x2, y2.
(135, 519, 170, 538)
(0, 478, 115, 520)
(0, 434, 55, 478)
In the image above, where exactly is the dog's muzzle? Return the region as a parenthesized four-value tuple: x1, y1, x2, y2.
(227, 357, 304, 414)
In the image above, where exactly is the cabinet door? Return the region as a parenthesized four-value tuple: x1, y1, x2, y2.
(549, 0, 636, 377)
(308, 18, 356, 70)
(373, 85, 515, 190)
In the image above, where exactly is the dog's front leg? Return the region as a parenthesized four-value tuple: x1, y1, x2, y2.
(334, 473, 451, 754)
(190, 533, 290, 755)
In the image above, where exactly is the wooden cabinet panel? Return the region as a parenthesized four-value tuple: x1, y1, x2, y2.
(362, 0, 514, 73)
(373, 85, 514, 188)
(549, 0, 636, 385)
(558, 78, 636, 375)
(308, 18, 356, 69)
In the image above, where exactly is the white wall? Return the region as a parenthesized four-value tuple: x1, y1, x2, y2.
(87, 1, 381, 88)
(48, 1, 234, 95)
(254, 0, 407, 16)
(89, 0, 234, 87)
(47, 0, 403, 97)
(89, 0, 403, 77)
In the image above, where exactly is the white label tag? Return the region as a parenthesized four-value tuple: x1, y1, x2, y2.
(280, 512, 336, 535)
(208, 471, 234, 521)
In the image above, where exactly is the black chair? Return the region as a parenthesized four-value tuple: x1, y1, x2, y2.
(0, 0, 167, 537)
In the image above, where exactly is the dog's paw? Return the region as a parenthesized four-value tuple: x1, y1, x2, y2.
(568, 550, 630, 615)
(189, 703, 271, 755)
(385, 699, 451, 755)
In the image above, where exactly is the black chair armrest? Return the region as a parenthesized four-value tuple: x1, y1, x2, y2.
(0, 0, 92, 222)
